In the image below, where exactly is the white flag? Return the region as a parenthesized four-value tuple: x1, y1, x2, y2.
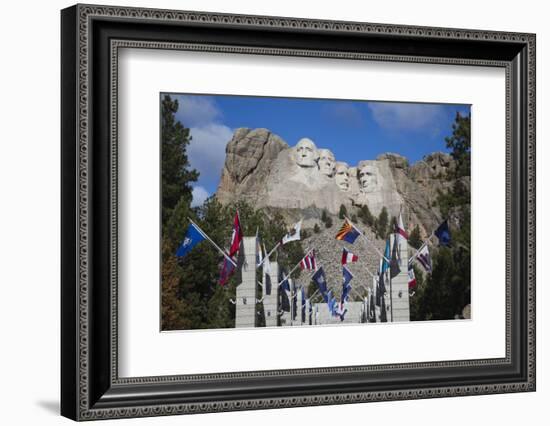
(397, 212, 409, 243)
(262, 243, 271, 274)
(281, 220, 302, 245)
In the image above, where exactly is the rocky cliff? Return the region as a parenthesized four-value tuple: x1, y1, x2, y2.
(216, 128, 462, 238)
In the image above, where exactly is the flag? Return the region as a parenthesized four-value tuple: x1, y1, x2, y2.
(255, 230, 263, 266)
(396, 212, 409, 241)
(369, 293, 377, 323)
(218, 256, 236, 286)
(380, 296, 388, 322)
(328, 295, 338, 317)
(337, 308, 348, 322)
(301, 287, 306, 323)
(176, 223, 206, 258)
(262, 243, 272, 295)
(434, 219, 452, 246)
(311, 267, 328, 295)
(280, 276, 291, 312)
(264, 274, 272, 296)
(299, 250, 317, 271)
(324, 289, 333, 304)
(408, 266, 417, 289)
(416, 243, 432, 273)
(381, 238, 391, 273)
(341, 266, 353, 306)
(291, 279, 298, 321)
(281, 220, 302, 245)
(335, 219, 360, 243)
(376, 272, 385, 307)
(228, 212, 243, 257)
(390, 235, 401, 279)
(341, 247, 358, 265)
(361, 299, 368, 323)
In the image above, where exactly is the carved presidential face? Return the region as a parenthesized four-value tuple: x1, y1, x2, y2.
(334, 162, 350, 191)
(294, 138, 318, 167)
(358, 162, 379, 193)
(317, 149, 335, 177)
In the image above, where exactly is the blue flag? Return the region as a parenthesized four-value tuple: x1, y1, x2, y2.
(176, 223, 206, 258)
(311, 267, 328, 295)
(381, 238, 391, 273)
(280, 276, 291, 312)
(435, 220, 452, 246)
(341, 266, 353, 305)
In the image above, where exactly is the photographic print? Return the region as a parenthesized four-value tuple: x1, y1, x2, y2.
(161, 93, 471, 331)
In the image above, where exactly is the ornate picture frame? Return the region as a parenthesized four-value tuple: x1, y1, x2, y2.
(61, 4, 535, 421)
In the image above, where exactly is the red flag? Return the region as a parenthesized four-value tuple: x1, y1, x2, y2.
(299, 251, 317, 271)
(341, 248, 358, 265)
(219, 256, 236, 286)
(408, 267, 417, 289)
(396, 213, 409, 240)
(228, 211, 243, 258)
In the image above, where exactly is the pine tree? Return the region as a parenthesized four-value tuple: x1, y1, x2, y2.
(358, 205, 374, 227)
(338, 204, 347, 220)
(161, 95, 199, 228)
(376, 207, 389, 238)
(446, 112, 471, 178)
(408, 225, 423, 249)
(313, 223, 321, 234)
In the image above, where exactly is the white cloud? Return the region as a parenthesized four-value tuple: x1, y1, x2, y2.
(191, 186, 210, 207)
(368, 103, 445, 131)
(188, 123, 234, 190)
(323, 103, 365, 127)
(174, 95, 222, 127)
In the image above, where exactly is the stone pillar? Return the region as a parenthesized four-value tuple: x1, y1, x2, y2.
(262, 261, 279, 328)
(389, 233, 410, 322)
(235, 237, 257, 328)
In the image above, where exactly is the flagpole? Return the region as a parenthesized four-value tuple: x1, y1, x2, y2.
(408, 232, 435, 264)
(288, 275, 294, 327)
(188, 218, 237, 267)
(344, 216, 390, 263)
(275, 247, 313, 287)
(389, 248, 393, 323)
(257, 241, 281, 268)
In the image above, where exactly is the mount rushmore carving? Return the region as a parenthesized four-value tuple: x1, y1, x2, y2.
(216, 128, 459, 235)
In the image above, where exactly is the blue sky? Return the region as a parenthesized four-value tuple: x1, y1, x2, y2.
(167, 93, 470, 207)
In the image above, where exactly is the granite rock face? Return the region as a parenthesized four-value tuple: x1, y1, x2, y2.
(216, 128, 288, 205)
(216, 128, 461, 236)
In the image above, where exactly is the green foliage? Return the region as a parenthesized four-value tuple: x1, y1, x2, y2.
(163, 197, 306, 330)
(357, 205, 374, 227)
(320, 209, 333, 228)
(338, 204, 347, 220)
(410, 246, 470, 321)
(351, 214, 358, 223)
(313, 223, 321, 234)
(408, 225, 423, 250)
(446, 112, 471, 178)
(375, 207, 389, 239)
(161, 95, 198, 228)
(411, 111, 471, 321)
(160, 96, 305, 330)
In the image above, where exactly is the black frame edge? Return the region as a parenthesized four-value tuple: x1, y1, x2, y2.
(61, 4, 79, 421)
